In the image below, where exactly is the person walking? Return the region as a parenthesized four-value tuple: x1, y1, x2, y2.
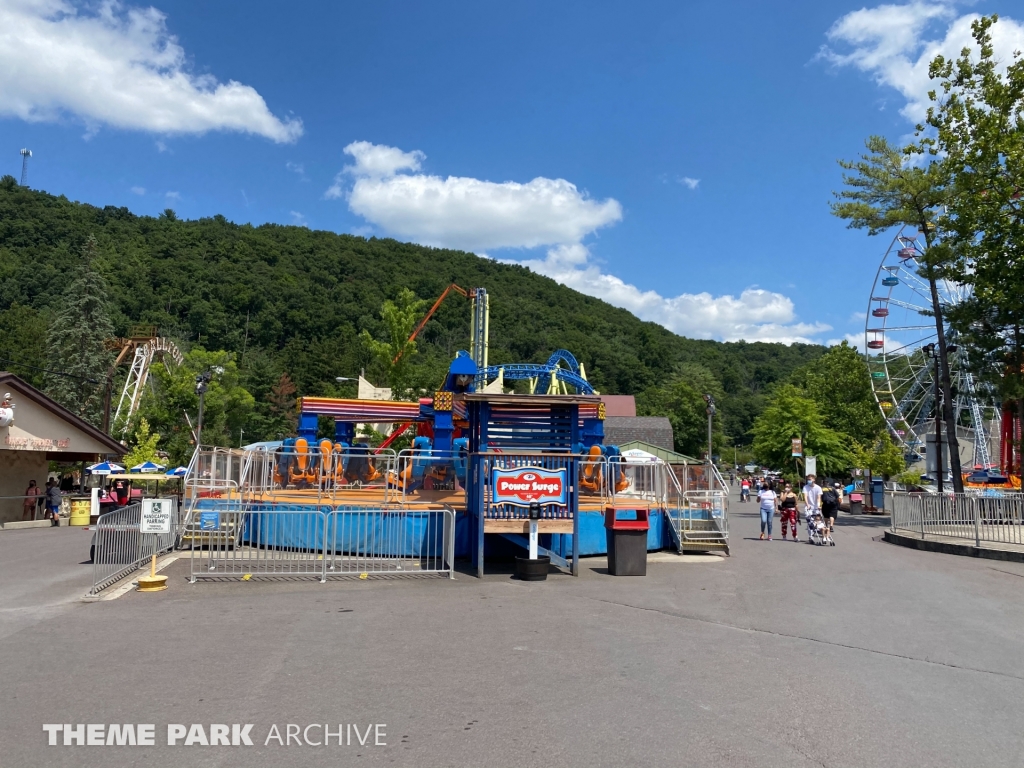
(740, 476, 750, 503)
(45, 479, 62, 526)
(757, 479, 778, 540)
(22, 479, 41, 520)
(820, 482, 842, 545)
(778, 482, 799, 540)
(801, 474, 822, 544)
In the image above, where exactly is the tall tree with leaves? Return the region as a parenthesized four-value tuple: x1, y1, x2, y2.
(831, 137, 964, 491)
(43, 236, 115, 427)
(790, 342, 885, 446)
(752, 384, 855, 477)
(360, 288, 427, 396)
(923, 14, 1024, 477)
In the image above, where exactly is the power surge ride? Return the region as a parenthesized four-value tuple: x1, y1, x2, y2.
(187, 350, 729, 577)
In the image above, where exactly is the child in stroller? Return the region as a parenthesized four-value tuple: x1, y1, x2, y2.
(808, 512, 833, 546)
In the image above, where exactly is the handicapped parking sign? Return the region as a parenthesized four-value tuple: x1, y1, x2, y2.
(199, 511, 220, 531)
(140, 499, 173, 534)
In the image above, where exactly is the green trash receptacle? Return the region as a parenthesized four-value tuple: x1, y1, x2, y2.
(605, 509, 649, 576)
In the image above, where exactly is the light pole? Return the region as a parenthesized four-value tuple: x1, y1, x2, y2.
(703, 394, 716, 479)
(194, 370, 212, 449)
(922, 343, 957, 493)
(193, 366, 224, 449)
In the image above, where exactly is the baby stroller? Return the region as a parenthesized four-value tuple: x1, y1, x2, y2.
(808, 512, 833, 546)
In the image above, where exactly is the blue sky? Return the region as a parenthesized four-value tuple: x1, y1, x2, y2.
(2, 0, 1022, 345)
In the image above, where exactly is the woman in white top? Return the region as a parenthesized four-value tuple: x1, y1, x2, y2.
(757, 480, 778, 541)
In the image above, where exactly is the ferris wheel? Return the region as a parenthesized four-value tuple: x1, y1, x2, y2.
(864, 227, 996, 470)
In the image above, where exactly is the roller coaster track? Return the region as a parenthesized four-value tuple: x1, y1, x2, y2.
(111, 337, 183, 438)
(477, 349, 595, 395)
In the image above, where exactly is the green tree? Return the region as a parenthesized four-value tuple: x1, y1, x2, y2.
(0, 303, 49, 388)
(831, 136, 964, 490)
(122, 417, 162, 468)
(752, 384, 854, 476)
(855, 432, 906, 479)
(138, 349, 255, 464)
(637, 376, 723, 458)
(360, 288, 427, 396)
(43, 236, 114, 427)
(924, 14, 1024, 477)
(791, 342, 885, 445)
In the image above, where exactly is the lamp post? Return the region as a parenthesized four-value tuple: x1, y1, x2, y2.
(703, 394, 716, 481)
(193, 366, 224, 450)
(194, 370, 212, 449)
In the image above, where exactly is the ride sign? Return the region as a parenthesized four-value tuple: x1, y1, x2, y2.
(492, 467, 567, 507)
(140, 499, 173, 534)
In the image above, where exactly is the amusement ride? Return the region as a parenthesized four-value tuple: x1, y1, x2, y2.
(864, 227, 1001, 476)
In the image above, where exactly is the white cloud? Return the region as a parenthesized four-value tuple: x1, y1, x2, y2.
(155, 140, 169, 153)
(289, 210, 308, 227)
(164, 190, 179, 200)
(0, 0, 302, 142)
(286, 161, 307, 180)
(332, 141, 622, 250)
(331, 140, 827, 343)
(518, 248, 831, 343)
(821, 2, 1024, 123)
(678, 176, 700, 189)
(130, 185, 145, 195)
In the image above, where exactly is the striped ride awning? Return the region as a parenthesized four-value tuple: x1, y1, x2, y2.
(299, 397, 421, 422)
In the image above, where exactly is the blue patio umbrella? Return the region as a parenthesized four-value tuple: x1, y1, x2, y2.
(130, 461, 166, 473)
(87, 461, 125, 475)
(165, 466, 188, 477)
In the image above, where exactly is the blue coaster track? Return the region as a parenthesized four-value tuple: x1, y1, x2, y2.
(477, 349, 595, 395)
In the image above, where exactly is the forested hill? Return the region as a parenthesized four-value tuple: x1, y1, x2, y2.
(0, 177, 824, 446)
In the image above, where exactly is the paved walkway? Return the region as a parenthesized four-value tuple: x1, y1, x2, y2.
(2, 508, 1024, 767)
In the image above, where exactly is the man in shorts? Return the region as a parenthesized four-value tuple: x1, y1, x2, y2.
(801, 474, 822, 544)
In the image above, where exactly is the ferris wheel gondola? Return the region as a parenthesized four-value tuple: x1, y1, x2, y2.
(864, 227, 997, 470)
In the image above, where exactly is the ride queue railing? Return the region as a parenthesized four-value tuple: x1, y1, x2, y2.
(889, 491, 1024, 548)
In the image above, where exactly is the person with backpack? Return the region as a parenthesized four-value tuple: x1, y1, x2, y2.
(45, 479, 62, 526)
(820, 482, 842, 545)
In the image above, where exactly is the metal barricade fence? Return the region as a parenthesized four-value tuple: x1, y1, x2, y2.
(89, 502, 179, 595)
(188, 502, 456, 582)
(189, 503, 327, 582)
(889, 491, 1024, 547)
(325, 504, 455, 578)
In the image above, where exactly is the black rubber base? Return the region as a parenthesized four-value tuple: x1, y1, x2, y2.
(515, 556, 550, 581)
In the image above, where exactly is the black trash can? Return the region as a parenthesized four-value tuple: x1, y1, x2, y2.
(605, 509, 649, 576)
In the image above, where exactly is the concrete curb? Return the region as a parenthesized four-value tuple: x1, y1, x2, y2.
(883, 529, 1024, 563)
(0, 520, 58, 530)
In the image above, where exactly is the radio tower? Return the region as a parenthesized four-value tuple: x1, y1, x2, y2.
(19, 148, 31, 187)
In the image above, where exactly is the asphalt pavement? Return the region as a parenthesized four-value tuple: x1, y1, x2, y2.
(2, 505, 1023, 768)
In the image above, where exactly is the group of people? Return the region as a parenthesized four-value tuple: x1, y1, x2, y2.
(752, 473, 842, 545)
(21, 479, 64, 526)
